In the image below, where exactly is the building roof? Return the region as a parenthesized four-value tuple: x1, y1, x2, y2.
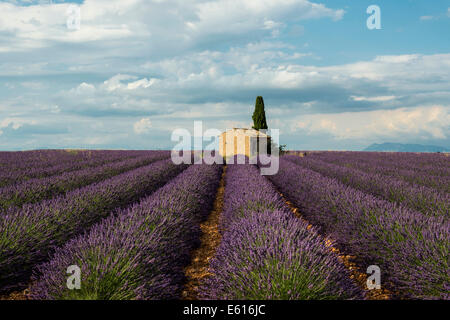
(223, 128, 271, 137)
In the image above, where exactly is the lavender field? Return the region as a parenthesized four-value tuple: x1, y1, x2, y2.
(0, 150, 448, 300)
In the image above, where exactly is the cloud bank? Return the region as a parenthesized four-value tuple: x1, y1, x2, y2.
(0, 0, 449, 151)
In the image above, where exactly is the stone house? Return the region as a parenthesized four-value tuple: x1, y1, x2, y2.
(219, 128, 271, 159)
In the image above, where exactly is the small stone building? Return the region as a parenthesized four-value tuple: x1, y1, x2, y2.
(219, 128, 271, 159)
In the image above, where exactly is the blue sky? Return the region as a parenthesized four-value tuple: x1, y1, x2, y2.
(0, 0, 449, 151)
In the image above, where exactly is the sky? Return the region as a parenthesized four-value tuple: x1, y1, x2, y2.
(0, 0, 449, 151)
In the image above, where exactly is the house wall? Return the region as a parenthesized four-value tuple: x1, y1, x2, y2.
(219, 130, 269, 158)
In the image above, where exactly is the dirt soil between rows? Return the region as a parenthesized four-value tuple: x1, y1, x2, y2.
(0, 287, 30, 300)
(280, 192, 391, 300)
(182, 165, 226, 300)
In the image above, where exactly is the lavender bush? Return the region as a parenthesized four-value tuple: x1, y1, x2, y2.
(306, 151, 450, 192)
(268, 159, 449, 299)
(219, 162, 287, 228)
(284, 155, 449, 218)
(0, 158, 186, 292)
(0, 151, 169, 210)
(0, 150, 155, 188)
(199, 163, 363, 300)
(309, 151, 450, 176)
(0, 150, 94, 170)
(30, 164, 221, 300)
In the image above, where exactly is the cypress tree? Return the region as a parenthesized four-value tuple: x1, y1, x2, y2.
(252, 96, 268, 130)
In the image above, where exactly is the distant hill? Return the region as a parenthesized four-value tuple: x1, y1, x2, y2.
(364, 143, 449, 153)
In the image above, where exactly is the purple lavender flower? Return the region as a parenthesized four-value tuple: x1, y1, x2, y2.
(199, 163, 363, 300)
(0, 157, 186, 292)
(29, 164, 222, 300)
(267, 158, 449, 299)
(0, 151, 170, 209)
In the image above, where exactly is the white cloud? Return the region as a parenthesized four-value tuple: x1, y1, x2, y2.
(137, 52, 450, 97)
(0, 117, 36, 130)
(55, 51, 450, 130)
(351, 96, 397, 102)
(291, 105, 450, 140)
(133, 117, 152, 134)
(0, 1, 447, 150)
(187, 0, 344, 38)
(20, 81, 45, 89)
(73, 82, 96, 94)
(95, 74, 159, 92)
(0, 1, 139, 52)
(420, 15, 434, 21)
(374, 55, 420, 63)
(0, 0, 343, 53)
(127, 78, 158, 90)
(84, 136, 109, 145)
(102, 74, 137, 91)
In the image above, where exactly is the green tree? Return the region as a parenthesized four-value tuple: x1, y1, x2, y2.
(252, 96, 268, 130)
(279, 144, 287, 155)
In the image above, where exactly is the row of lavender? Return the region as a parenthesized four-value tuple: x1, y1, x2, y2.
(309, 151, 450, 176)
(0, 151, 170, 210)
(307, 151, 449, 192)
(199, 164, 363, 299)
(0, 150, 152, 188)
(268, 158, 448, 299)
(30, 164, 222, 299)
(0, 150, 82, 168)
(283, 155, 449, 218)
(337, 162, 449, 193)
(0, 158, 187, 293)
(0, 150, 120, 171)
